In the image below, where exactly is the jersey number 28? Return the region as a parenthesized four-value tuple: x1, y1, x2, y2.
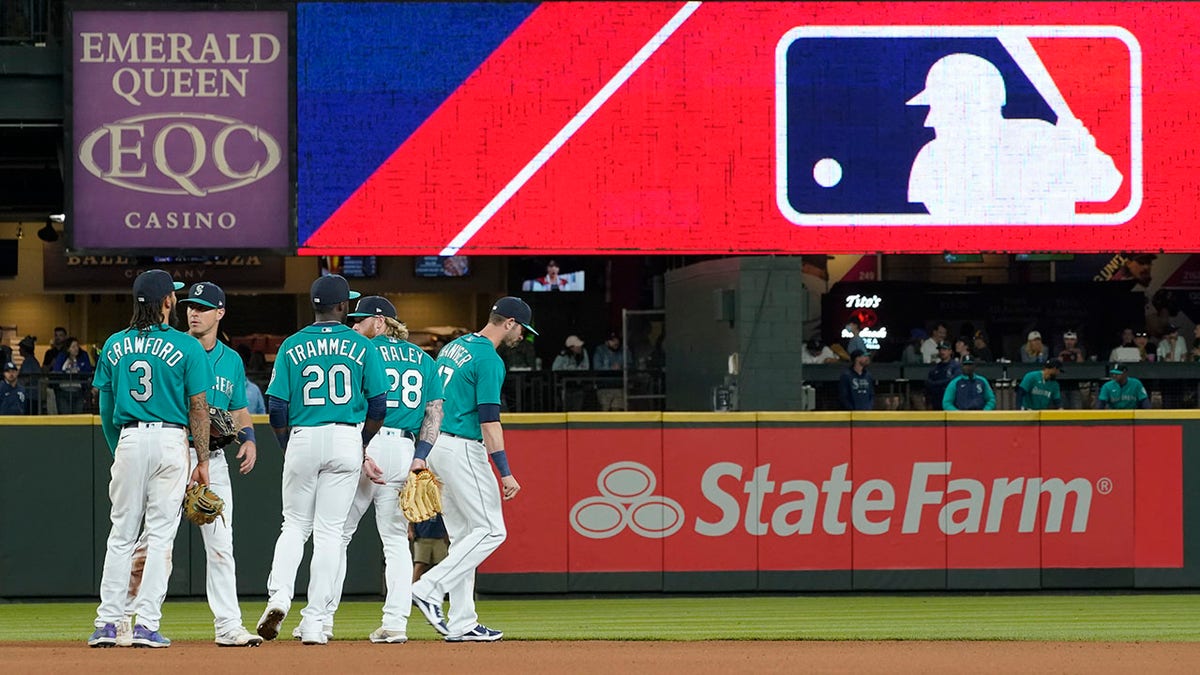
(386, 368, 423, 409)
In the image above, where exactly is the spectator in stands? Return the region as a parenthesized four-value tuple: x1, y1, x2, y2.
(245, 379, 266, 415)
(552, 335, 590, 371)
(40, 326, 68, 371)
(1133, 330, 1152, 361)
(1110, 328, 1140, 362)
(592, 332, 626, 411)
(925, 342, 961, 410)
(1096, 363, 1150, 409)
(1017, 359, 1064, 410)
(500, 335, 538, 371)
(844, 319, 868, 357)
(50, 337, 93, 414)
(921, 323, 948, 363)
(1157, 324, 1188, 362)
(1020, 331, 1049, 363)
(942, 355, 996, 411)
(838, 349, 875, 410)
(901, 329, 927, 365)
(1057, 330, 1085, 364)
(802, 337, 839, 365)
(0, 361, 27, 415)
(592, 332, 625, 371)
(16, 336, 40, 414)
(953, 336, 971, 361)
(972, 331, 995, 362)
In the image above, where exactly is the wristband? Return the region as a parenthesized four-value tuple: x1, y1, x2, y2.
(489, 450, 512, 478)
(414, 439, 434, 461)
(237, 426, 256, 444)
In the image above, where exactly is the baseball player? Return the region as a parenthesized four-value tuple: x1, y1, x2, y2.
(120, 282, 262, 647)
(410, 296, 532, 642)
(1096, 362, 1150, 409)
(321, 296, 444, 644)
(89, 270, 212, 648)
(257, 274, 388, 645)
(1017, 358, 1064, 410)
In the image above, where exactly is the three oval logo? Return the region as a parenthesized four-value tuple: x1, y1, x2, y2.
(570, 461, 685, 539)
(78, 113, 281, 196)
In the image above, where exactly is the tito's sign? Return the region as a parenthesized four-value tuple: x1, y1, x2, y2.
(67, 9, 291, 252)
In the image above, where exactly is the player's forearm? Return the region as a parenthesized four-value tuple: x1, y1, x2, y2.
(481, 421, 512, 477)
(414, 399, 443, 461)
(189, 392, 211, 464)
(232, 407, 256, 444)
(96, 388, 118, 454)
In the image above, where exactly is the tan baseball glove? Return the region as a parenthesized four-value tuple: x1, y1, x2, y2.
(183, 483, 226, 526)
(400, 470, 442, 522)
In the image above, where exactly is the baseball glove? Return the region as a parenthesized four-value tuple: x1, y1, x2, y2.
(182, 482, 225, 527)
(209, 405, 238, 450)
(400, 470, 442, 522)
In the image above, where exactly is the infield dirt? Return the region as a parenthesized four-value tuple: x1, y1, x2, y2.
(4, 640, 1199, 674)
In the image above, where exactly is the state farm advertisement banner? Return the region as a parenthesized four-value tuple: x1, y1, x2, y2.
(482, 423, 1183, 576)
(68, 9, 291, 251)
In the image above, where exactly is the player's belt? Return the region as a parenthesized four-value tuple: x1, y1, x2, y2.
(123, 421, 187, 431)
(332, 422, 357, 427)
(380, 428, 417, 442)
(440, 431, 482, 442)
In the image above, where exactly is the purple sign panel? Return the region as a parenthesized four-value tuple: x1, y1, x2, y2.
(69, 10, 291, 251)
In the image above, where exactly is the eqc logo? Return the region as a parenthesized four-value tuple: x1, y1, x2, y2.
(775, 26, 1142, 226)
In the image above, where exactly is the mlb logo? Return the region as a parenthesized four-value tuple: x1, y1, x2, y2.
(775, 26, 1142, 226)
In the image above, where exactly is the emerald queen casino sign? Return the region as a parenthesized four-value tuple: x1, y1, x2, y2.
(297, 2, 1200, 256)
(68, 8, 291, 252)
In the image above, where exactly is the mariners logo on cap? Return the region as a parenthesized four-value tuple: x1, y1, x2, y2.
(777, 26, 1141, 226)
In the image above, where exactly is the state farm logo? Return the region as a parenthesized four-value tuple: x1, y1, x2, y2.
(571, 460, 1108, 539)
(78, 112, 281, 196)
(570, 462, 685, 539)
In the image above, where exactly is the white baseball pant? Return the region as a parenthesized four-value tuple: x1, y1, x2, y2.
(410, 433, 507, 637)
(264, 424, 361, 636)
(327, 428, 414, 632)
(95, 423, 189, 632)
(125, 448, 243, 635)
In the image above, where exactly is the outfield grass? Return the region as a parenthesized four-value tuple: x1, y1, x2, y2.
(1, 595, 1199, 642)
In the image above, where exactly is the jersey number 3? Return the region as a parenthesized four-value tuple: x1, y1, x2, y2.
(129, 359, 153, 402)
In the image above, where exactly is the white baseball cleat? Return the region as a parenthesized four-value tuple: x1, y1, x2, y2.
(369, 627, 408, 644)
(292, 624, 333, 640)
(255, 607, 286, 641)
(216, 626, 264, 647)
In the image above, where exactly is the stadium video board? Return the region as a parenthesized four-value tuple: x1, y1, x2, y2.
(296, 2, 1195, 255)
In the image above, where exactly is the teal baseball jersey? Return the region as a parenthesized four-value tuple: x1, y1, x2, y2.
(1097, 377, 1149, 409)
(206, 341, 249, 411)
(93, 326, 212, 427)
(266, 323, 387, 427)
(1018, 370, 1062, 410)
(373, 336, 443, 433)
(436, 333, 505, 441)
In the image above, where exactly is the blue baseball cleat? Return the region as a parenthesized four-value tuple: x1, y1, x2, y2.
(412, 595, 449, 636)
(131, 624, 171, 648)
(88, 623, 117, 648)
(445, 624, 503, 642)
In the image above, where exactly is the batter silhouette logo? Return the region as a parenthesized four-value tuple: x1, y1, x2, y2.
(570, 462, 685, 539)
(775, 26, 1142, 226)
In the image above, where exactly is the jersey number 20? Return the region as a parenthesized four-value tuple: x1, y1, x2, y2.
(302, 364, 353, 405)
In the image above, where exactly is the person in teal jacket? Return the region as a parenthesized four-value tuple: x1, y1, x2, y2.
(1017, 359, 1064, 410)
(943, 355, 996, 410)
(1096, 363, 1150, 409)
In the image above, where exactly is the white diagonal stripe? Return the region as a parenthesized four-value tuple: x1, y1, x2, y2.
(439, 1, 702, 255)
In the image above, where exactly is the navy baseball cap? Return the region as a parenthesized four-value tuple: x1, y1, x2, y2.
(849, 349, 867, 359)
(1045, 358, 1065, 371)
(311, 274, 360, 306)
(961, 354, 975, 364)
(179, 282, 225, 309)
(133, 269, 184, 304)
(1110, 363, 1128, 374)
(2, 361, 15, 371)
(491, 296, 538, 335)
(348, 296, 396, 319)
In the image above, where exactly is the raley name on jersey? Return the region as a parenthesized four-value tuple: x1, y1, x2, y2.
(377, 341, 425, 365)
(283, 337, 368, 366)
(104, 334, 186, 367)
(776, 26, 1140, 226)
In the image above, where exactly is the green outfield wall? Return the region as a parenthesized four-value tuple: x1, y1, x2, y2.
(2, 411, 1198, 599)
